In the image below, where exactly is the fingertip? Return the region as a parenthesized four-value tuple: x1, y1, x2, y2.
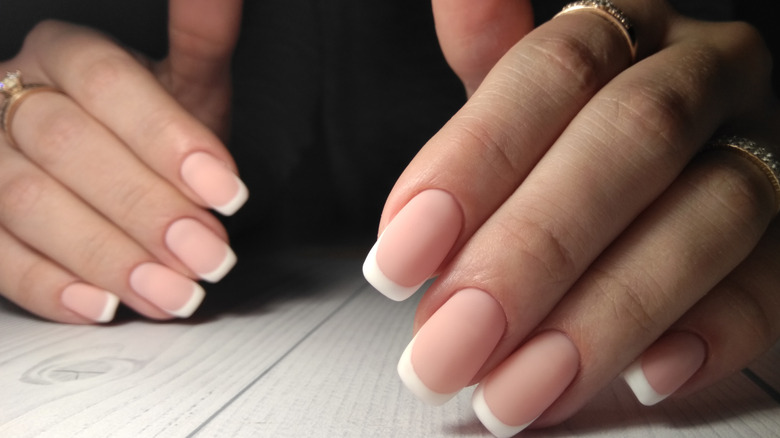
(622, 360, 667, 406)
(362, 239, 422, 301)
(472, 384, 532, 438)
(397, 337, 460, 405)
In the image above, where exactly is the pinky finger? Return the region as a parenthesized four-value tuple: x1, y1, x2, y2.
(0, 225, 119, 324)
(623, 218, 780, 405)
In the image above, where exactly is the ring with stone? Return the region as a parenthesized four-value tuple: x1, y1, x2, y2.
(554, 0, 638, 62)
(1, 70, 62, 147)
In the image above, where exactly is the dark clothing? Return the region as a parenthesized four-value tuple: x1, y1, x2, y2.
(0, 0, 773, 253)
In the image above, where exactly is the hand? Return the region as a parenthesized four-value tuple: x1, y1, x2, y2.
(0, 0, 248, 323)
(364, 0, 780, 435)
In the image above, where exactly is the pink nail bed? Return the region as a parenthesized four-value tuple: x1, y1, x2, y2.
(363, 189, 462, 301)
(398, 288, 505, 405)
(61, 283, 120, 323)
(165, 218, 237, 283)
(130, 262, 205, 318)
(472, 331, 580, 438)
(622, 332, 706, 406)
(181, 152, 249, 216)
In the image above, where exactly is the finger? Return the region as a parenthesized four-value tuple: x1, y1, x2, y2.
(522, 149, 777, 428)
(412, 16, 768, 342)
(622, 215, 780, 406)
(161, 0, 243, 136)
(364, 0, 671, 301)
(0, 224, 119, 324)
(381, 2, 772, 417)
(166, 0, 242, 87)
(19, 21, 248, 216)
(431, 0, 534, 96)
(11, 84, 236, 284)
(0, 145, 204, 320)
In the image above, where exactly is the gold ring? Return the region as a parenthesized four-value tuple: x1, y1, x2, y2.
(705, 135, 780, 214)
(555, 0, 638, 62)
(1, 70, 62, 147)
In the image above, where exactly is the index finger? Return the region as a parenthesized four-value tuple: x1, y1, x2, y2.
(364, 0, 670, 300)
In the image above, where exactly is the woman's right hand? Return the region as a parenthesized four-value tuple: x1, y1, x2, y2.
(0, 0, 248, 324)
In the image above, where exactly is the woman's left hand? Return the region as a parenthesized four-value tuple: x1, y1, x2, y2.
(364, 0, 780, 435)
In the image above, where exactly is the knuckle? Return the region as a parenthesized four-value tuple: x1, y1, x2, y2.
(0, 172, 48, 220)
(75, 50, 137, 101)
(447, 118, 524, 187)
(700, 157, 772, 226)
(525, 32, 603, 96)
(725, 21, 773, 81)
(495, 213, 579, 288)
(601, 79, 694, 159)
(24, 19, 64, 45)
(14, 259, 55, 307)
(110, 178, 169, 225)
(589, 266, 661, 337)
(138, 110, 198, 156)
(719, 279, 776, 348)
(28, 106, 89, 166)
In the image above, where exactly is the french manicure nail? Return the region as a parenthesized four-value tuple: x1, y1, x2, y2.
(472, 331, 579, 438)
(363, 189, 462, 301)
(130, 262, 205, 318)
(165, 218, 237, 283)
(622, 332, 706, 406)
(181, 152, 249, 216)
(398, 288, 505, 405)
(61, 283, 120, 323)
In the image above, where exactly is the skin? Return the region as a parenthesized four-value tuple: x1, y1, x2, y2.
(0, 0, 243, 322)
(0, 0, 778, 429)
(375, 0, 780, 426)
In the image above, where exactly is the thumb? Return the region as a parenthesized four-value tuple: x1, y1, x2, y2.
(432, 0, 534, 97)
(158, 0, 243, 138)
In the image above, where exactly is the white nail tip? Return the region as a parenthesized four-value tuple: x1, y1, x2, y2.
(96, 293, 120, 323)
(622, 360, 668, 406)
(169, 283, 206, 318)
(213, 177, 249, 216)
(199, 247, 237, 283)
(362, 239, 423, 301)
(397, 337, 459, 406)
(472, 385, 533, 438)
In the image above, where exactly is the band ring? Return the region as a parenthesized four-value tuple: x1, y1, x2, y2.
(705, 135, 780, 214)
(555, 0, 638, 62)
(1, 70, 62, 147)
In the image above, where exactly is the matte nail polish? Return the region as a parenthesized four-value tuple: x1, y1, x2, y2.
(165, 218, 237, 283)
(398, 288, 505, 405)
(623, 332, 706, 406)
(472, 331, 580, 438)
(363, 189, 462, 301)
(61, 283, 120, 323)
(180, 152, 249, 216)
(129, 263, 205, 318)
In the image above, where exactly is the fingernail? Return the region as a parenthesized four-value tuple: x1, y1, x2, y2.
(181, 152, 249, 216)
(398, 288, 505, 405)
(61, 283, 120, 323)
(622, 332, 706, 406)
(472, 331, 579, 438)
(130, 262, 205, 318)
(165, 218, 237, 283)
(363, 189, 462, 301)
